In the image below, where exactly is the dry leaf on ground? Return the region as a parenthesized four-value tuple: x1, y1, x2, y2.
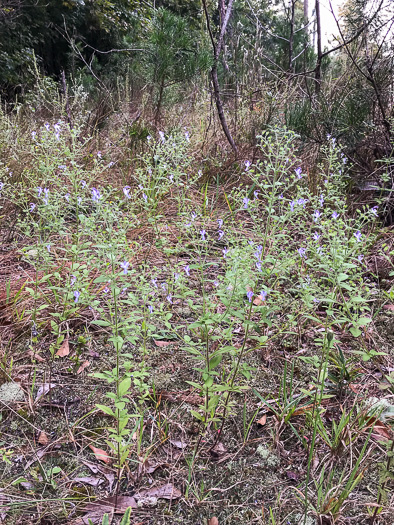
(88, 445, 111, 464)
(208, 518, 219, 525)
(74, 476, 103, 487)
(85, 495, 137, 514)
(77, 360, 90, 374)
(35, 383, 57, 402)
(71, 509, 114, 525)
(56, 337, 70, 357)
(154, 340, 173, 347)
(257, 415, 267, 426)
(136, 483, 182, 500)
(38, 431, 49, 445)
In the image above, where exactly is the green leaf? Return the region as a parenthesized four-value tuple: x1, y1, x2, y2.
(96, 404, 115, 417)
(209, 354, 222, 369)
(119, 507, 132, 525)
(101, 514, 110, 525)
(91, 320, 111, 327)
(118, 377, 131, 397)
(349, 326, 362, 337)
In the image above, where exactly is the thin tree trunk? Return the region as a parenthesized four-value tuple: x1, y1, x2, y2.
(314, 0, 323, 93)
(202, 0, 237, 155)
(289, 0, 296, 72)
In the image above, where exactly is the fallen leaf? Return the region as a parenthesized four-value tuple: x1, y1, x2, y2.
(257, 415, 267, 426)
(208, 518, 219, 525)
(154, 340, 173, 347)
(70, 509, 114, 525)
(88, 445, 111, 464)
(85, 495, 137, 514)
(383, 304, 394, 311)
(253, 294, 266, 306)
(136, 483, 182, 500)
(27, 350, 45, 362)
(210, 442, 227, 459)
(88, 348, 100, 358)
(38, 431, 49, 445)
(56, 337, 70, 357)
(35, 383, 57, 402)
(74, 476, 103, 487)
(286, 470, 300, 481)
(77, 360, 90, 374)
(366, 417, 392, 440)
(170, 439, 188, 449)
(82, 461, 115, 491)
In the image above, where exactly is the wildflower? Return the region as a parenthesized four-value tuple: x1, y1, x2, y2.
(108, 161, 115, 168)
(54, 123, 61, 133)
(43, 188, 49, 205)
(29, 203, 36, 212)
(184, 265, 190, 276)
(122, 186, 131, 199)
(92, 188, 101, 203)
(97, 151, 102, 159)
(222, 247, 229, 258)
(298, 198, 308, 207)
(0, 182, 3, 192)
(142, 193, 148, 203)
(169, 174, 174, 183)
(185, 221, 192, 228)
(166, 294, 173, 304)
(147, 135, 151, 142)
(70, 275, 77, 286)
(32, 131, 37, 140)
(151, 278, 158, 288)
(218, 230, 224, 240)
(58, 165, 66, 170)
(332, 211, 339, 220)
(161, 282, 168, 291)
(324, 179, 328, 184)
(191, 212, 197, 221)
(317, 246, 324, 255)
(319, 194, 324, 206)
(174, 273, 180, 282)
(313, 297, 320, 304)
(313, 232, 320, 241)
(245, 160, 251, 171)
(198, 170, 202, 177)
(358, 254, 364, 262)
(247, 290, 254, 302)
(370, 206, 378, 217)
(65, 193, 70, 202)
(77, 197, 82, 205)
(298, 247, 306, 258)
(185, 131, 190, 142)
(148, 305, 153, 313)
(260, 290, 268, 301)
(289, 200, 296, 212)
(103, 287, 109, 293)
(213, 280, 219, 287)
(55, 132, 60, 141)
(159, 131, 165, 142)
(81, 180, 86, 188)
(217, 219, 223, 228)
(256, 262, 262, 272)
(37, 187, 43, 197)
(313, 210, 321, 223)
(279, 194, 283, 199)
(243, 197, 249, 209)
(46, 244, 51, 252)
(254, 190, 259, 199)
(73, 290, 80, 303)
(120, 261, 129, 275)
(295, 167, 303, 179)
(138, 184, 143, 190)
(354, 230, 362, 242)
(200, 229, 207, 241)
(44, 123, 50, 131)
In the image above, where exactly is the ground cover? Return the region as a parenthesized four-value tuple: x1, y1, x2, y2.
(0, 119, 394, 525)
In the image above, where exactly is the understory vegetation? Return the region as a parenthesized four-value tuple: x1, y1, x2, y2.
(0, 1, 394, 524)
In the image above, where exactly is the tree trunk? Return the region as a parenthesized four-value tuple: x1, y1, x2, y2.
(289, 0, 296, 72)
(314, 0, 323, 93)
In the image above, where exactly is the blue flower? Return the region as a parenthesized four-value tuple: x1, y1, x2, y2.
(123, 186, 131, 199)
(217, 219, 223, 228)
(260, 290, 268, 301)
(70, 275, 77, 286)
(254, 190, 259, 199)
(358, 254, 364, 262)
(92, 188, 101, 203)
(289, 200, 296, 212)
(184, 265, 190, 276)
(73, 290, 80, 303)
(247, 290, 254, 302)
(81, 180, 86, 187)
(200, 229, 207, 241)
(103, 286, 110, 293)
(46, 244, 51, 252)
(332, 211, 339, 220)
(159, 131, 165, 142)
(143, 193, 148, 202)
(120, 261, 129, 275)
(319, 194, 324, 206)
(313, 210, 321, 223)
(295, 167, 302, 179)
(370, 206, 378, 217)
(166, 294, 173, 304)
(245, 160, 251, 171)
(29, 203, 36, 212)
(313, 232, 320, 241)
(148, 305, 153, 313)
(218, 230, 224, 240)
(256, 262, 262, 272)
(298, 247, 306, 258)
(174, 273, 180, 282)
(185, 131, 190, 142)
(222, 247, 229, 258)
(243, 197, 249, 209)
(354, 230, 362, 242)
(151, 279, 158, 288)
(32, 131, 37, 140)
(37, 187, 43, 197)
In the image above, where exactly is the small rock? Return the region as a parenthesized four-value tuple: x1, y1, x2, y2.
(0, 382, 25, 404)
